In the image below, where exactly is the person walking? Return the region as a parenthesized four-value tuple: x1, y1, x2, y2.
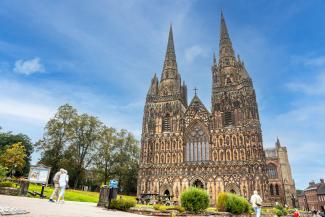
(49, 169, 62, 202)
(250, 190, 263, 217)
(57, 169, 69, 203)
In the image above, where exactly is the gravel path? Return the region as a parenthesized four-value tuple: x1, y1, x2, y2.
(0, 195, 145, 217)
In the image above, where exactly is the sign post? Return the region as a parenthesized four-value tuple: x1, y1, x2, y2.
(28, 165, 51, 198)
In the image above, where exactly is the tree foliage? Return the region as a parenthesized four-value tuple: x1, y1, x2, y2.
(93, 127, 116, 184)
(0, 165, 8, 179)
(36, 104, 140, 192)
(0, 142, 27, 176)
(0, 130, 33, 176)
(35, 104, 77, 180)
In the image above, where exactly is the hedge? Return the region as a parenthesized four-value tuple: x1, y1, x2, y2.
(180, 187, 209, 213)
(217, 192, 252, 214)
(110, 197, 136, 211)
(0, 180, 15, 188)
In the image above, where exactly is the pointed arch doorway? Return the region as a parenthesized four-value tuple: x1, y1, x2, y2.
(193, 179, 204, 189)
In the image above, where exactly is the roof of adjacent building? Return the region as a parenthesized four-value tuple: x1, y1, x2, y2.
(317, 183, 325, 194)
(303, 179, 325, 195)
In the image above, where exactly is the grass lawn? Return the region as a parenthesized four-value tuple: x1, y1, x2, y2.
(28, 184, 136, 203)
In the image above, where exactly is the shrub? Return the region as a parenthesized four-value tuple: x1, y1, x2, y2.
(217, 192, 251, 214)
(0, 180, 14, 188)
(153, 204, 161, 210)
(0, 165, 8, 179)
(180, 187, 209, 213)
(217, 192, 228, 211)
(110, 197, 136, 211)
(273, 204, 288, 217)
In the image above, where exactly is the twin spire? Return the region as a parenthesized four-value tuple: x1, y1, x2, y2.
(161, 25, 179, 81)
(148, 11, 247, 97)
(219, 11, 236, 65)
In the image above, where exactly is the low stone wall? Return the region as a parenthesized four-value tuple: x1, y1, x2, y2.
(129, 207, 246, 217)
(0, 187, 19, 196)
(129, 207, 312, 217)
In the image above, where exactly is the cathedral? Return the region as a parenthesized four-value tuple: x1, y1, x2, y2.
(137, 12, 296, 206)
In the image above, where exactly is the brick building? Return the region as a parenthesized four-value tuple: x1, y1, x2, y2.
(298, 179, 325, 211)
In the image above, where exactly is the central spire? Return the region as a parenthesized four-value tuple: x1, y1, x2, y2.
(219, 11, 236, 66)
(161, 25, 179, 81)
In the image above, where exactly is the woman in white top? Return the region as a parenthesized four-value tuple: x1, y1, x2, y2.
(57, 169, 69, 203)
(250, 190, 263, 217)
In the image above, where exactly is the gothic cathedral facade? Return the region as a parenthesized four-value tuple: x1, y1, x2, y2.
(138, 13, 286, 205)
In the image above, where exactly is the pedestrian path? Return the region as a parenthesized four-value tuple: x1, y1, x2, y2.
(0, 195, 145, 217)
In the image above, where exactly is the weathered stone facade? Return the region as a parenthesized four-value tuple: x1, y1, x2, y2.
(137, 12, 294, 206)
(265, 139, 297, 207)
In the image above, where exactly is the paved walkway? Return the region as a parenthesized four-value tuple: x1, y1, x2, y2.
(0, 195, 145, 217)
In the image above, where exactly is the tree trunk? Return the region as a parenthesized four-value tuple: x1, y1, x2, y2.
(74, 174, 79, 189)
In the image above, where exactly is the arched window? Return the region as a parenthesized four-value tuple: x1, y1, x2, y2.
(162, 114, 171, 132)
(270, 184, 274, 196)
(185, 124, 209, 162)
(267, 164, 278, 179)
(275, 184, 280, 195)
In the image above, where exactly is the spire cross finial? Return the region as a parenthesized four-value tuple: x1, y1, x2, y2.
(194, 87, 198, 96)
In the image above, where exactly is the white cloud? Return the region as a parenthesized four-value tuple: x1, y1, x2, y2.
(303, 55, 325, 67)
(13, 57, 45, 75)
(0, 99, 53, 122)
(262, 99, 325, 189)
(184, 45, 208, 63)
(0, 79, 143, 141)
(286, 73, 325, 95)
(287, 55, 325, 95)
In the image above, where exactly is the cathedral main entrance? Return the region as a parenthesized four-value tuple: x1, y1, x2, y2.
(164, 189, 170, 197)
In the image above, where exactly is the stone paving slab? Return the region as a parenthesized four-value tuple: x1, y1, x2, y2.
(0, 195, 146, 217)
(0, 207, 29, 216)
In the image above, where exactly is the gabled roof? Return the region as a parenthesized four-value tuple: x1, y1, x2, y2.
(187, 95, 210, 114)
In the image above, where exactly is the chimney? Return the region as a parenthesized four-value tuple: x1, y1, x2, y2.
(309, 181, 315, 186)
(320, 179, 324, 184)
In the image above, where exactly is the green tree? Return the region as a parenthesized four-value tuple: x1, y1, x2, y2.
(93, 126, 116, 184)
(68, 113, 103, 188)
(35, 104, 77, 181)
(0, 142, 27, 176)
(111, 129, 139, 194)
(0, 131, 33, 176)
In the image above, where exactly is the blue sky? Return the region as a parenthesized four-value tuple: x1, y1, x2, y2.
(0, 0, 325, 189)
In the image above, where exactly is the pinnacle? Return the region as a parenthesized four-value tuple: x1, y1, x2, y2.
(220, 10, 230, 41)
(219, 11, 235, 63)
(161, 24, 178, 81)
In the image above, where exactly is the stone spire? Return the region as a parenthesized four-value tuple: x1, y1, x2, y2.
(161, 25, 179, 81)
(159, 25, 182, 96)
(219, 11, 236, 66)
(276, 137, 281, 148)
(147, 73, 159, 96)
